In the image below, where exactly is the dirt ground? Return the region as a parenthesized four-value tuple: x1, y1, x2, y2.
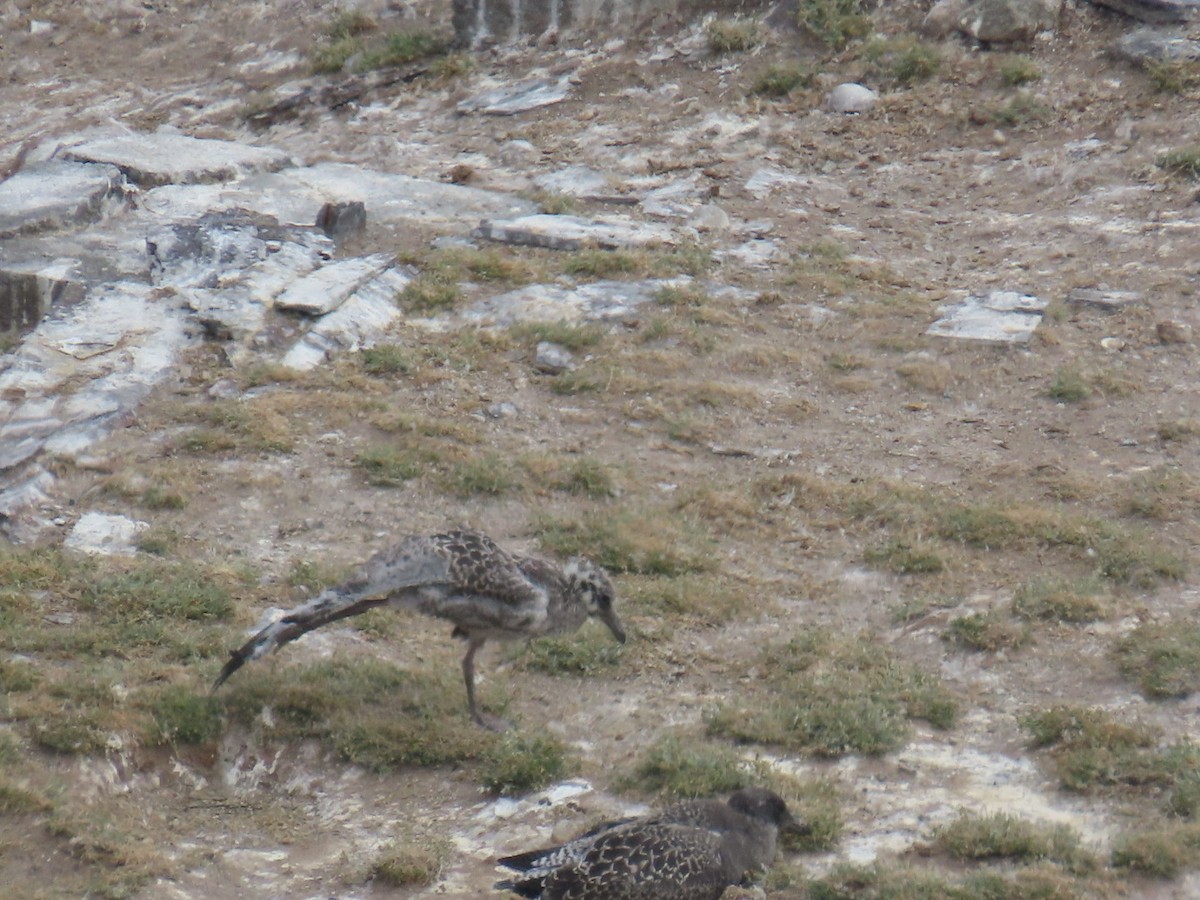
(2, 0, 1200, 897)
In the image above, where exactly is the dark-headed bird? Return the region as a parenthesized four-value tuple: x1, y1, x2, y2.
(496, 787, 805, 899)
(212, 530, 625, 730)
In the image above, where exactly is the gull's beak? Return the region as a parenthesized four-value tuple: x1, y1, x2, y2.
(600, 607, 627, 644)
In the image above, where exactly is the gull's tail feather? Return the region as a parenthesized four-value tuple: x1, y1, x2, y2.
(211, 588, 391, 692)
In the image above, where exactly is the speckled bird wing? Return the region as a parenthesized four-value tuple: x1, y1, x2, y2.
(435, 531, 545, 603)
(396, 531, 551, 636)
(544, 823, 731, 900)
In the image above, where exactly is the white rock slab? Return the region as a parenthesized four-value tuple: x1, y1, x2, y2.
(475, 214, 676, 250)
(744, 167, 803, 199)
(926, 290, 1048, 342)
(281, 266, 411, 370)
(422, 277, 693, 330)
(64, 511, 149, 556)
(717, 239, 781, 267)
(457, 76, 573, 115)
(1113, 26, 1200, 62)
(0, 160, 124, 238)
(145, 162, 538, 231)
(533, 166, 628, 202)
(1090, 0, 1199, 25)
(63, 131, 293, 187)
(642, 179, 705, 218)
(275, 254, 394, 316)
(0, 281, 193, 517)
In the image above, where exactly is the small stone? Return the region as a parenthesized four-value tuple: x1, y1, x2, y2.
(486, 401, 518, 418)
(498, 140, 540, 167)
(1157, 320, 1193, 344)
(956, 0, 1062, 42)
(63, 511, 149, 556)
(315, 200, 366, 241)
(1068, 287, 1143, 310)
(688, 203, 731, 233)
(535, 341, 574, 374)
(825, 83, 877, 114)
(208, 377, 240, 399)
(923, 0, 970, 35)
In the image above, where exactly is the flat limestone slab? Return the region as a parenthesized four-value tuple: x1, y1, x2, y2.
(275, 254, 396, 315)
(281, 266, 411, 370)
(145, 162, 538, 230)
(0, 160, 124, 238)
(64, 512, 148, 556)
(63, 131, 293, 187)
(1090, 0, 1200, 23)
(0, 281, 194, 519)
(1113, 26, 1200, 62)
(415, 277, 693, 331)
(457, 76, 573, 115)
(926, 290, 1048, 342)
(475, 214, 676, 250)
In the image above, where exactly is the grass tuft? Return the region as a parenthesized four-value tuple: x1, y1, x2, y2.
(705, 16, 763, 54)
(518, 628, 625, 675)
(1146, 60, 1200, 94)
(510, 320, 607, 352)
(707, 630, 957, 757)
(0, 781, 50, 814)
(864, 537, 946, 574)
(944, 611, 1028, 652)
(534, 510, 714, 577)
(1156, 148, 1200, 180)
(930, 810, 1096, 872)
(1112, 823, 1200, 877)
(220, 657, 492, 769)
(1012, 577, 1109, 624)
(797, 0, 871, 49)
(1000, 55, 1041, 86)
(480, 732, 570, 795)
(144, 685, 222, 746)
(361, 344, 415, 376)
(1113, 619, 1200, 699)
(1021, 705, 1200, 813)
(618, 734, 754, 798)
(863, 37, 942, 85)
(370, 840, 445, 887)
(444, 454, 519, 497)
(751, 64, 814, 97)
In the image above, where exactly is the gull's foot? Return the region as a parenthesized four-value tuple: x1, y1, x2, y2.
(473, 710, 512, 732)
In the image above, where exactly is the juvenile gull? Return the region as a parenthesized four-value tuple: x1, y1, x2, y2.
(497, 787, 805, 899)
(212, 530, 625, 730)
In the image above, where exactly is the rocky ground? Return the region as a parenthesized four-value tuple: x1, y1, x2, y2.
(2, 0, 1200, 897)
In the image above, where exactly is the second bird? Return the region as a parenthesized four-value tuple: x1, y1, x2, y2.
(212, 529, 626, 729)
